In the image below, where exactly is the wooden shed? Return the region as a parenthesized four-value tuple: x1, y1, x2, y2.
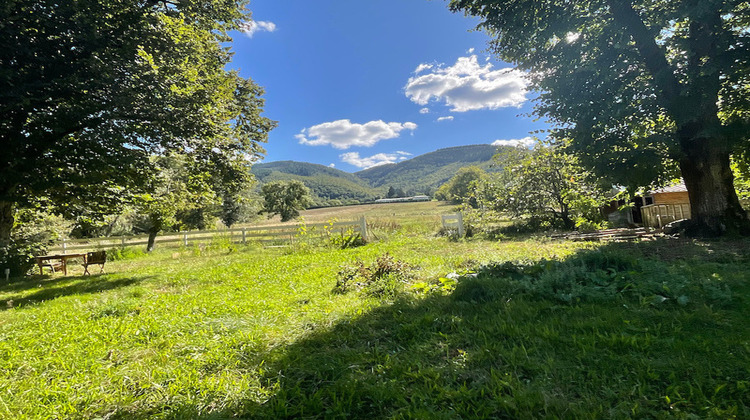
(641, 183, 691, 228)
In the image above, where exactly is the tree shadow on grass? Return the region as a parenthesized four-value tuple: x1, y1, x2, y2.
(0, 274, 154, 311)
(116, 239, 750, 419)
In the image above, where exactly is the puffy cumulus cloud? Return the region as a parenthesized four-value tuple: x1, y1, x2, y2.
(419, 107, 430, 114)
(328, 163, 336, 168)
(436, 116, 454, 122)
(239, 20, 277, 37)
(340, 152, 402, 169)
(491, 136, 537, 147)
(296, 119, 417, 149)
(405, 55, 528, 112)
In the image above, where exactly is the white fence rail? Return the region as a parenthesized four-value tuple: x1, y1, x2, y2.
(641, 203, 691, 228)
(441, 213, 464, 237)
(49, 217, 368, 253)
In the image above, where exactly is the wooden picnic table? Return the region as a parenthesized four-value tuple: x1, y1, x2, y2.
(35, 253, 87, 275)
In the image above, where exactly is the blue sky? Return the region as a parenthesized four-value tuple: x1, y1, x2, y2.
(229, 0, 549, 172)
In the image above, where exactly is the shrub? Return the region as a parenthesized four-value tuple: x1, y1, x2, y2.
(333, 253, 413, 298)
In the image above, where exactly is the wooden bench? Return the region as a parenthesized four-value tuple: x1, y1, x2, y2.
(82, 251, 107, 275)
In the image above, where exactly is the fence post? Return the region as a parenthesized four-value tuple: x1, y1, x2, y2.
(242, 228, 247, 244)
(183, 234, 188, 247)
(457, 212, 465, 237)
(62, 239, 67, 253)
(121, 237, 126, 247)
(359, 216, 368, 241)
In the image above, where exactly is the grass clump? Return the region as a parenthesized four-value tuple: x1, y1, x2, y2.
(332, 253, 414, 298)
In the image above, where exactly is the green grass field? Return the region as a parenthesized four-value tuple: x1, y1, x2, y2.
(1, 203, 748, 419)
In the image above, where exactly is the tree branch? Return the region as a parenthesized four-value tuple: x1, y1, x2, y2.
(606, 0, 682, 117)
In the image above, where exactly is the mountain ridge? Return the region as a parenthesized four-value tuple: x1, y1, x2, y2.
(251, 144, 507, 206)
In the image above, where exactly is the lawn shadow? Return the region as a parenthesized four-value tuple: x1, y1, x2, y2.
(109, 239, 750, 419)
(0, 274, 155, 311)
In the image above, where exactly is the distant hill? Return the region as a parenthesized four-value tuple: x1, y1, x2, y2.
(355, 144, 505, 195)
(251, 161, 378, 206)
(252, 144, 508, 205)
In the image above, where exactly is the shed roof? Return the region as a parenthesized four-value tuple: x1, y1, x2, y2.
(650, 182, 687, 194)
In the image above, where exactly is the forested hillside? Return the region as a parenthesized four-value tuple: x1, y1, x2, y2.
(252, 161, 378, 206)
(252, 145, 510, 205)
(356, 144, 507, 195)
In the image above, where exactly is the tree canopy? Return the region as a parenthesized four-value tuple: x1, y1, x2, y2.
(0, 0, 275, 243)
(435, 166, 488, 206)
(450, 0, 750, 235)
(477, 146, 606, 230)
(261, 180, 313, 222)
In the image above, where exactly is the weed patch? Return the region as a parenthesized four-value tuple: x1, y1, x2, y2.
(333, 253, 414, 298)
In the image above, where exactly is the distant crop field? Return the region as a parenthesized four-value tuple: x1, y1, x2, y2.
(253, 200, 458, 233)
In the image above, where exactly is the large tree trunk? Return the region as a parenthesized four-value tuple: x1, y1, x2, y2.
(0, 200, 13, 247)
(679, 137, 750, 236)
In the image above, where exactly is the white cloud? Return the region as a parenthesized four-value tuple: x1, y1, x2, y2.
(239, 20, 277, 37)
(405, 55, 528, 112)
(396, 151, 412, 156)
(436, 116, 454, 122)
(414, 63, 434, 74)
(467, 47, 475, 54)
(491, 136, 537, 147)
(340, 152, 402, 169)
(328, 163, 335, 168)
(296, 119, 417, 149)
(419, 107, 430, 114)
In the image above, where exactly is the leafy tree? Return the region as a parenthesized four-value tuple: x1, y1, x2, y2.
(477, 146, 606, 230)
(261, 181, 313, 222)
(435, 166, 488, 206)
(0, 0, 275, 245)
(133, 155, 219, 252)
(450, 0, 750, 235)
(387, 186, 397, 198)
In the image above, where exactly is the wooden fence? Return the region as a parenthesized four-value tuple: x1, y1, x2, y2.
(49, 217, 368, 254)
(641, 203, 691, 228)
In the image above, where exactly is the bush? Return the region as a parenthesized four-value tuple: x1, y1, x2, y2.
(1, 209, 71, 278)
(0, 240, 45, 279)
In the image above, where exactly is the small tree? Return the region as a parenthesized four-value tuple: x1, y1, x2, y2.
(261, 180, 313, 222)
(478, 146, 605, 230)
(435, 166, 488, 206)
(134, 155, 219, 252)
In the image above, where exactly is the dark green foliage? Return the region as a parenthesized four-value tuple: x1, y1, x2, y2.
(478, 145, 607, 230)
(329, 231, 366, 249)
(434, 165, 487, 205)
(261, 180, 313, 222)
(0, 0, 274, 243)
